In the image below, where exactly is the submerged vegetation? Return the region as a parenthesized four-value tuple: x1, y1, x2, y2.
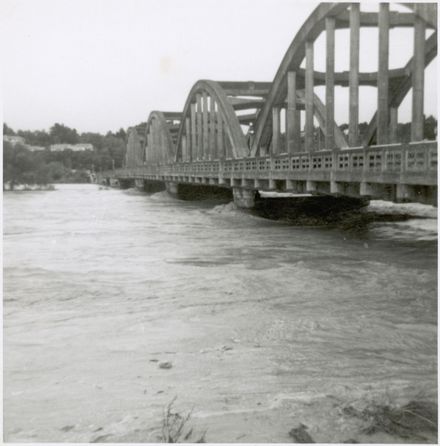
(161, 398, 206, 443)
(341, 400, 437, 443)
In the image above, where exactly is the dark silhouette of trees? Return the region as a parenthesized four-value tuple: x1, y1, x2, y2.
(49, 123, 80, 144)
(3, 123, 15, 135)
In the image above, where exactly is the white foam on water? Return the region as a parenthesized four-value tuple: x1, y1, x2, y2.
(367, 200, 438, 219)
(206, 201, 239, 214)
(259, 191, 313, 198)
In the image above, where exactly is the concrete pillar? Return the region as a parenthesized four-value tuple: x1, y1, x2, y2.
(196, 94, 203, 160)
(389, 107, 398, 143)
(209, 98, 216, 160)
(181, 135, 187, 162)
(305, 40, 314, 152)
(185, 117, 191, 161)
(272, 106, 280, 155)
(396, 183, 418, 202)
(232, 188, 257, 209)
(202, 92, 209, 159)
(325, 17, 335, 151)
(377, 3, 389, 145)
(294, 111, 302, 152)
(166, 181, 179, 196)
(411, 15, 426, 141)
(190, 103, 197, 160)
(306, 180, 317, 192)
(349, 3, 360, 146)
(360, 182, 376, 197)
(330, 181, 343, 194)
(217, 111, 224, 160)
(287, 71, 299, 153)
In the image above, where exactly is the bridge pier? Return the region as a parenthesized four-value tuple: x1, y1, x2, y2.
(232, 188, 258, 209)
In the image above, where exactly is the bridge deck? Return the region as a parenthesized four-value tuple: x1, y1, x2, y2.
(102, 141, 437, 204)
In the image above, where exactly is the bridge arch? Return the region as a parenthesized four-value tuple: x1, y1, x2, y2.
(143, 111, 182, 165)
(125, 124, 146, 168)
(174, 80, 255, 162)
(251, 2, 437, 156)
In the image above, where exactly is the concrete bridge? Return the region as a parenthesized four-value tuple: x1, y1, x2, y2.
(99, 3, 438, 208)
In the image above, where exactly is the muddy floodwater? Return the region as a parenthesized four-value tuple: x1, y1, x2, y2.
(3, 184, 437, 443)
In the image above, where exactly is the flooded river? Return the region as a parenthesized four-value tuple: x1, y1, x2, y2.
(3, 184, 437, 443)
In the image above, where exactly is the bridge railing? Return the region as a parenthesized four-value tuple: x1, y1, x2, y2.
(102, 141, 436, 186)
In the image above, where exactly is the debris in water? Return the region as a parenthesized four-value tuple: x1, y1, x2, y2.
(159, 362, 173, 369)
(60, 425, 75, 432)
(288, 423, 315, 443)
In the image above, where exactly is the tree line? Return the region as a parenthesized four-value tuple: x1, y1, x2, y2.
(3, 123, 128, 189)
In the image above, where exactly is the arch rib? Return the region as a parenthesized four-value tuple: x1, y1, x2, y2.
(175, 80, 248, 161)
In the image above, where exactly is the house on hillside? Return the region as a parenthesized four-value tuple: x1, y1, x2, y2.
(50, 143, 93, 152)
(3, 135, 25, 145)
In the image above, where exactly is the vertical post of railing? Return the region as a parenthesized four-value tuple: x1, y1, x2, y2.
(287, 71, 298, 154)
(305, 40, 314, 152)
(349, 3, 360, 147)
(190, 103, 196, 161)
(196, 94, 203, 160)
(377, 3, 389, 145)
(325, 16, 335, 152)
(202, 92, 209, 159)
(185, 117, 191, 162)
(411, 15, 426, 141)
(272, 106, 280, 156)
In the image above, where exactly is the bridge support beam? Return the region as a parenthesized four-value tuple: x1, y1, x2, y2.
(232, 188, 257, 209)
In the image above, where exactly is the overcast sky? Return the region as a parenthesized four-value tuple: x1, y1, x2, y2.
(0, 0, 437, 134)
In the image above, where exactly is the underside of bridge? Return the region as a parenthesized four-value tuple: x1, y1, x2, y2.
(99, 2, 438, 208)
